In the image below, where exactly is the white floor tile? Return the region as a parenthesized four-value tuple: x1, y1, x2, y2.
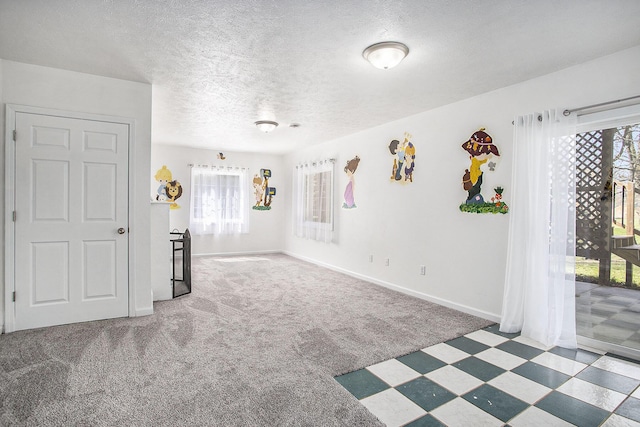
(630, 386, 640, 399)
(425, 365, 483, 395)
(531, 352, 588, 376)
(509, 405, 574, 427)
(512, 335, 554, 351)
(601, 413, 640, 427)
(592, 356, 640, 380)
(557, 377, 627, 411)
(360, 388, 426, 427)
(475, 348, 527, 371)
(488, 371, 552, 404)
(366, 359, 421, 387)
(465, 329, 509, 347)
(421, 343, 470, 364)
(429, 397, 503, 427)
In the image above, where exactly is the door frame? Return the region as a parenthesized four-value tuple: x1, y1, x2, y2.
(4, 104, 137, 333)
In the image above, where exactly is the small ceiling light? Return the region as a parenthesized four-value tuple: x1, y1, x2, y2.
(255, 120, 278, 133)
(362, 41, 409, 70)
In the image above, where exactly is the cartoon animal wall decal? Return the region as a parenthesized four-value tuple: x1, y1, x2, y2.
(153, 165, 182, 209)
(388, 132, 415, 183)
(253, 169, 276, 210)
(343, 156, 360, 209)
(459, 128, 508, 214)
(166, 180, 183, 209)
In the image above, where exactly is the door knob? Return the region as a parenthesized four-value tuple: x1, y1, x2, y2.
(117, 228, 126, 234)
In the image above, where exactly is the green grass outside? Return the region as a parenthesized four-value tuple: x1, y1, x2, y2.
(576, 224, 640, 287)
(575, 256, 640, 287)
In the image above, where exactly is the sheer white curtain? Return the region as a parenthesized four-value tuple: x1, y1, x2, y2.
(501, 109, 577, 348)
(293, 159, 334, 243)
(189, 166, 249, 235)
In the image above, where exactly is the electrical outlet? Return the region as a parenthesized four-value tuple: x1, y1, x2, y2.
(369, 255, 373, 263)
(385, 258, 390, 267)
(420, 265, 426, 275)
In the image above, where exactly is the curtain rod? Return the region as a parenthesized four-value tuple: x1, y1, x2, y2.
(188, 163, 247, 169)
(296, 158, 336, 169)
(563, 95, 640, 116)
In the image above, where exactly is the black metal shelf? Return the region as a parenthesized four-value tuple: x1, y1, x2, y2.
(170, 229, 191, 298)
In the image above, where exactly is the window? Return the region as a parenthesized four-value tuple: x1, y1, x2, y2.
(294, 160, 334, 242)
(189, 166, 249, 235)
(303, 170, 332, 224)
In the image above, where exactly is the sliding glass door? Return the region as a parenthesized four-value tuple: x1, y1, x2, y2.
(575, 105, 640, 359)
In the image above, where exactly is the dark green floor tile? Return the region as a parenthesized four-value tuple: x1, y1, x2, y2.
(462, 384, 529, 422)
(396, 377, 456, 412)
(403, 414, 446, 427)
(536, 391, 609, 427)
(334, 369, 389, 399)
(483, 324, 520, 339)
(496, 340, 545, 360)
(453, 356, 505, 382)
(397, 351, 446, 374)
(616, 397, 640, 423)
(549, 346, 600, 364)
(512, 362, 570, 388)
(445, 336, 489, 355)
(576, 366, 640, 394)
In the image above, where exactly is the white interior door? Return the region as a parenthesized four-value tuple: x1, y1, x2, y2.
(13, 112, 129, 330)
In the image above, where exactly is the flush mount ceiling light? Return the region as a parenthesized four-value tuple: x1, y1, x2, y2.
(362, 41, 409, 70)
(255, 120, 279, 133)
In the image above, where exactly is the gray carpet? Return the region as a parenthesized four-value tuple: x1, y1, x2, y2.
(0, 254, 492, 426)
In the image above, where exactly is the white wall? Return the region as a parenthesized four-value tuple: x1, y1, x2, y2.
(1, 60, 153, 326)
(283, 45, 640, 322)
(0, 59, 4, 331)
(151, 145, 285, 255)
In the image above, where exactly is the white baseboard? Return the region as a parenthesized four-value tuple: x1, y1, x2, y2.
(134, 306, 154, 317)
(192, 249, 282, 258)
(283, 251, 501, 323)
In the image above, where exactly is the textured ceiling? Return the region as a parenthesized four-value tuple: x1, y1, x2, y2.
(1, 0, 640, 154)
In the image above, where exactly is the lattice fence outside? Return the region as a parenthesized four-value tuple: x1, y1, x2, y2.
(575, 129, 612, 260)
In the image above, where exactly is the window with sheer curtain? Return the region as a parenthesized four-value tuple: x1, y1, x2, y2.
(189, 166, 249, 235)
(293, 160, 334, 243)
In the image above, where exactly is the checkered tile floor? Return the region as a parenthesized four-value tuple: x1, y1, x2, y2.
(335, 324, 640, 426)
